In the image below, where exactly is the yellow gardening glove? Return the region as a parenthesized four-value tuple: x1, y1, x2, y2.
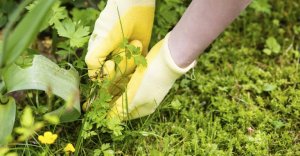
(108, 33, 197, 120)
(85, 0, 155, 81)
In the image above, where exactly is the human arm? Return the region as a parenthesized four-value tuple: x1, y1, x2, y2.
(169, 0, 252, 67)
(108, 0, 252, 120)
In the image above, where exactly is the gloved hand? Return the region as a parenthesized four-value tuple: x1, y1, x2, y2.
(108, 33, 197, 120)
(85, 0, 155, 81)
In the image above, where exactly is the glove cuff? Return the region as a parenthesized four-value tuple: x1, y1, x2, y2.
(163, 33, 197, 75)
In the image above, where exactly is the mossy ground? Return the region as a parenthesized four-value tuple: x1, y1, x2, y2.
(98, 1, 300, 155)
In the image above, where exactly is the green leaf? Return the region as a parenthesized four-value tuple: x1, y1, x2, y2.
(263, 48, 272, 55)
(107, 118, 123, 136)
(127, 44, 140, 55)
(3, 55, 81, 122)
(272, 120, 285, 129)
(171, 99, 182, 110)
(49, 2, 68, 26)
(71, 8, 99, 28)
(250, 0, 271, 14)
(27, 1, 68, 30)
(103, 150, 114, 156)
(266, 37, 281, 54)
(0, 147, 10, 155)
(15, 107, 44, 141)
(93, 149, 102, 156)
(263, 83, 276, 92)
(2, 0, 56, 67)
(55, 19, 75, 37)
(20, 107, 34, 127)
(0, 97, 16, 145)
(101, 143, 111, 151)
(113, 55, 122, 65)
(55, 19, 90, 48)
(43, 114, 60, 125)
(25, 0, 39, 11)
(134, 55, 147, 67)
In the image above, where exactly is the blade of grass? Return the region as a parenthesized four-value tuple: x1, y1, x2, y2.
(0, 0, 33, 68)
(1, 0, 56, 67)
(0, 96, 16, 145)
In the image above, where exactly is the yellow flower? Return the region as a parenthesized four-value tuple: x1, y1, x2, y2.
(38, 131, 58, 144)
(64, 143, 75, 153)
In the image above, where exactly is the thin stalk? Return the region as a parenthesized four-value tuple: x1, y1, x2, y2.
(51, 28, 58, 54)
(116, 6, 125, 41)
(74, 117, 86, 156)
(0, 75, 5, 95)
(47, 91, 53, 111)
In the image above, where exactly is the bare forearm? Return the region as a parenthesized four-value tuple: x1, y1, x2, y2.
(169, 0, 252, 67)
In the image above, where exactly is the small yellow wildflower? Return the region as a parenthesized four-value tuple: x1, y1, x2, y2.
(64, 143, 75, 153)
(38, 131, 58, 144)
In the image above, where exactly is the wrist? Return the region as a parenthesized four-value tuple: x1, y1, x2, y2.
(168, 31, 200, 68)
(164, 33, 197, 73)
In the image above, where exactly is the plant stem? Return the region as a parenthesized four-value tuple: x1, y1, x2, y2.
(74, 117, 86, 156)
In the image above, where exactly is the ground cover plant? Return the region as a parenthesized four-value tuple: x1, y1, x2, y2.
(0, 0, 300, 155)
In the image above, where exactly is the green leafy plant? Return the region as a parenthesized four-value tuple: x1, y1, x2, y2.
(249, 0, 271, 14)
(55, 19, 90, 48)
(0, 0, 56, 145)
(0, 0, 81, 146)
(14, 106, 44, 142)
(263, 37, 281, 55)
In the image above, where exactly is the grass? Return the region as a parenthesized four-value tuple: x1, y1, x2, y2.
(1, 0, 300, 155)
